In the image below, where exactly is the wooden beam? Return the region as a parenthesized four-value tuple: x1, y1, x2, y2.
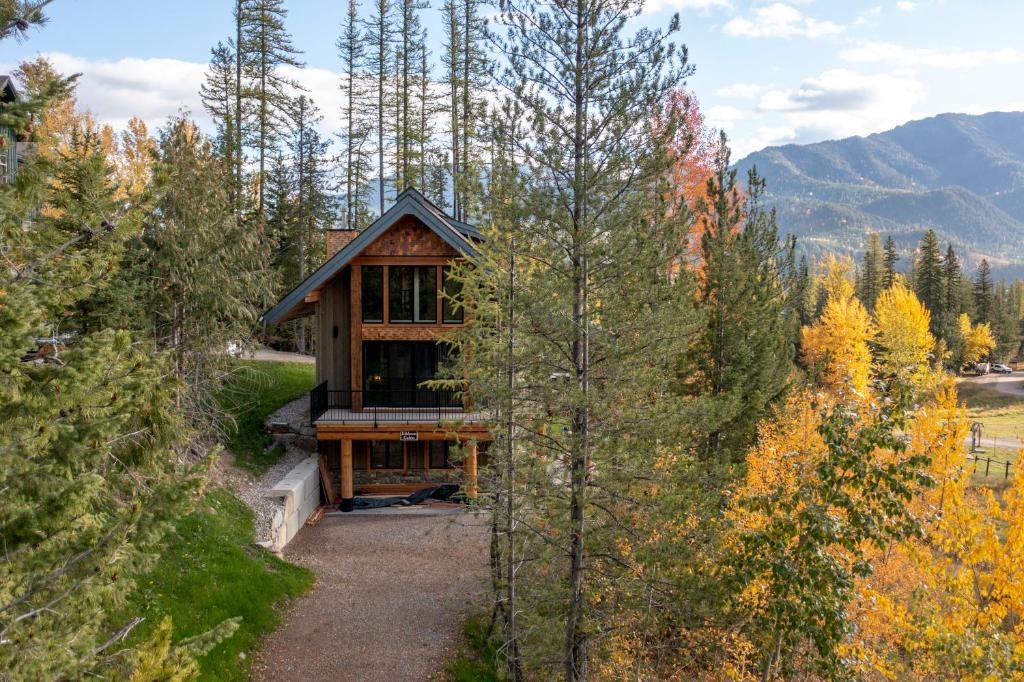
(304, 290, 321, 303)
(340, 438, 354, 512)
(315, 427, 492, 442)
(465, 441, 478, 499)
(318, 455, 336, 503)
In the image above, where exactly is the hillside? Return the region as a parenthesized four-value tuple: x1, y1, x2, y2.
(735, 111, 1024, 275)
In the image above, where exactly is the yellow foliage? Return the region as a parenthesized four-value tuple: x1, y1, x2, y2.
(959, 313, 997, 368)
(874, 283, 935, 385)
(801, 290, 876, 396)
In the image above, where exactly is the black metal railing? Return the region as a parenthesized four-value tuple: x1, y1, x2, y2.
(310, 385, 466, 425)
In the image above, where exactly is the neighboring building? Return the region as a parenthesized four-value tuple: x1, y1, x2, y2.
(263, 188, 491, 511)
(0, 76, 20, 184)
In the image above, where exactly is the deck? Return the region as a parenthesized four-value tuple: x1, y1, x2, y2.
(310, 383, 488, 426)
(314, 407, 487, 425)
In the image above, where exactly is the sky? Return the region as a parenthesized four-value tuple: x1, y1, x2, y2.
(0, 0, 1022, 159)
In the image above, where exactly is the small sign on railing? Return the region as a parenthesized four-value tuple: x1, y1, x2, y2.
(400, 431, 419, 442)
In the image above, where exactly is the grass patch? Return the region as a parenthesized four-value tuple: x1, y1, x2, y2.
(956, 380, 1024, 442)
(218, 359, 316, 474)
(120, 488, 314, 681)
(446, 613, 501, 682)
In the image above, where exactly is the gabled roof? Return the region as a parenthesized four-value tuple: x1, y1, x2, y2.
(0, 76, 19, 103)
(262, 187, 481, 325)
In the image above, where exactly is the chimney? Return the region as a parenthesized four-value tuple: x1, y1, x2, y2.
(326, 228, 358, 259)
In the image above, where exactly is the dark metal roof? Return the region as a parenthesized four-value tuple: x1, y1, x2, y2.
(262, 187, 481, 326)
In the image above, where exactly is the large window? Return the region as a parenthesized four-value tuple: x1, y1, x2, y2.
(362, 266, 384, 323)
(442, 266, 464, 323)
(389, 266, 436, 323)
(370, 441, 404, 469)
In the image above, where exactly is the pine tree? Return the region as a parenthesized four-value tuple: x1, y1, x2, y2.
(883, 234, 899, 288)
(288, 96, 335, 351)
(200, 41, 241, 201)
(338, 0, 373, 228)
(973, 258, 995, 326)
(939, 243, 963, 343)
(240, 0, 304, 216)
(441, 0, 461, 215)
(395, 0, 429, 192)
(365, 0, 395, 211)
(474, 0, 695, 675)
(914, 229, 944, 335)
(687, 154, 793, 461)
(858, 232, 884, 311)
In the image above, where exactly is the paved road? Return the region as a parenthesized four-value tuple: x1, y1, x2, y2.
(246, 348, 316, 364)
(251, 511, 490, 682)
(961, 373, 1024, 398)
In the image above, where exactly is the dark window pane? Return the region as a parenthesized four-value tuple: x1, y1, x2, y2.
(389, 266, 414, 322)
(416, 266, 437, 322)
(429, 441, 451, 468)
(370, 441, 388, 468)
(370, 441, 404, 469)
(443, 267, 464, 323)
(362, 266, 384, 323)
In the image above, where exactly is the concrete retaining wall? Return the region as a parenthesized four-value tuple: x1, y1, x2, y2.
(260, 456, 320, 553)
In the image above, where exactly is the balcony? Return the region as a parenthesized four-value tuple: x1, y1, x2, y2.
(309, 383, 487, 426)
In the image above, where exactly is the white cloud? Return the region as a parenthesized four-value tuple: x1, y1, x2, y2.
(723, 3, 843, 39)
(854, 5, 882, 26)
(841, 41, 1023, 70)
(716, 82, 764, 99)
(733, 125, 798, 157)
(41, 52, 208, 133)
(706, 104, 748, 128)
(896, 1, 915, 10)
(642, 0, 731, 15)
(755, 69, 925, 142)
(17, 53, 352, 148)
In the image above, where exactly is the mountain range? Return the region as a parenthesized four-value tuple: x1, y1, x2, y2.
(734, 111, 1024, 277)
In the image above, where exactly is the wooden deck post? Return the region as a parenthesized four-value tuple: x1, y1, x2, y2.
(340, 438, 354, 512)
(465, 441, 478, 499)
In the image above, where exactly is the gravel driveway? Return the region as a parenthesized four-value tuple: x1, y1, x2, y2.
(251, 511, 490, 682)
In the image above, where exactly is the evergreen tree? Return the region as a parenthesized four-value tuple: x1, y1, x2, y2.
(973, 258, 995, 326)
(200, 41, 239, 191)
(115, 117, 275, 422)
(441, 0, 461, 215)
(288, 95, 335, 351)
(0, 51, 205, 678)
(914, 229, 944, 335)
(883, 234, 899, 289)
(858, 232, 884, 311)
(939, 243, 964, 344)
(395, 0, 428, 192)
(464, 0, 697, 675)
(240, 0, 304, 216)
(993, 281, 1019, 361)
(688, 155, 793, 461)
(456, 0, 489, 220)
(338, 0, 373, 228)
(365, 0, 395, 212)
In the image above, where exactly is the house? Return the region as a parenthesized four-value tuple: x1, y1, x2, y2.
(0, 75, 21, 184)
(263, 188, 491, 511)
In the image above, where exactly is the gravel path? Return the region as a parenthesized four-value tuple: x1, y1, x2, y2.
(251, 511, 490, 682)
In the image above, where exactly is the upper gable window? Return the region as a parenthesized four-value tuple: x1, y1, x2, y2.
(362, 266, 384, 323)
(389, 266, 437, 323)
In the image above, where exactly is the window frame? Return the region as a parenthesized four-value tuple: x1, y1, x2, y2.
(369, 440, 405, 470)
(428, 441, 454, 469)
(361, 265, 384, 323)
(388, 265, 437, 324)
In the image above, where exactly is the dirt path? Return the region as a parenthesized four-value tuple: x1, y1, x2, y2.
(246, 348, 316, 364)
(251, 511, 490, 682)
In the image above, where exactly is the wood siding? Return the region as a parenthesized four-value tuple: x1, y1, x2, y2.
(315, 269, 350, 390)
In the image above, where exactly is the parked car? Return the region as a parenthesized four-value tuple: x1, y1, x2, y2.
(991, 363, 1013, 374)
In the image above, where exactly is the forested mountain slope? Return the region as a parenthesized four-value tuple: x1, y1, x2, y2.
(735, 111, 1024, 274)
